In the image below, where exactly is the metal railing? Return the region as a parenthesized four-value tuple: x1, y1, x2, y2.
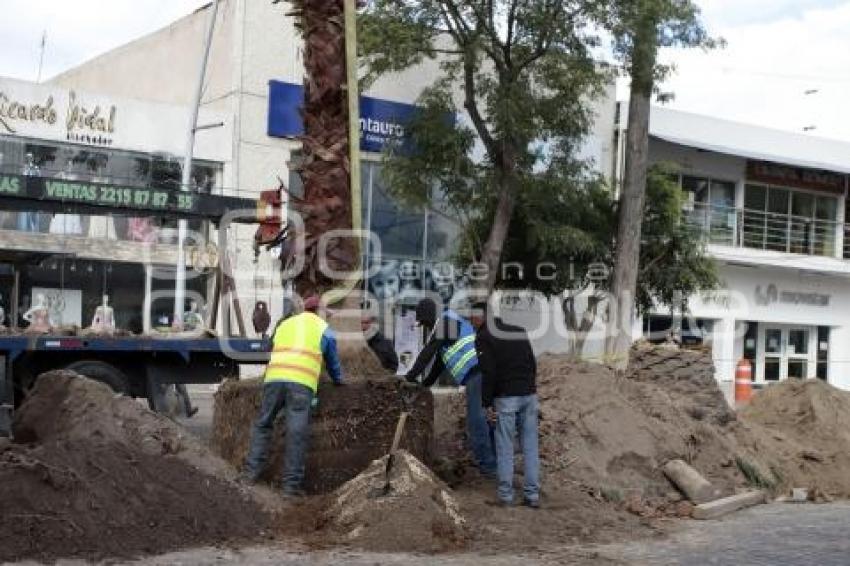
(685, 202, 841, 259)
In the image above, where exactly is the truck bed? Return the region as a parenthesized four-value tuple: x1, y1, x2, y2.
(0, 335, 269, 360)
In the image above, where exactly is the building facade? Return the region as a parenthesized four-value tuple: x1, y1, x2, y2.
(0, 76, 228, 332)
(48, 0, 617, 352)
(646, 106, 850, 395)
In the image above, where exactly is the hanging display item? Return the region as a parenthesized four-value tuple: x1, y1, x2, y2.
(89, 294, 116, 334)
(22, 293, 51, 333)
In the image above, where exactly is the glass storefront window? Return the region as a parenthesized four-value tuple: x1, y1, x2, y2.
(369, 167, 425, 259)
(426, 190, 462, 262)
(788, 328, 809, 355)
(0, 135, 221, 242)
(816, 196, 837, 221)
(787, 360, 807, 379)
(764, 328, 781, 354)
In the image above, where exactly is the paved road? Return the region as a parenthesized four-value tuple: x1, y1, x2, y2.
(598, 502, 850, 566)
(91, 502, 849, 565)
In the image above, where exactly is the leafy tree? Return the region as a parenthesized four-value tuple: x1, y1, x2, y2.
(485, 164, 719, 357)
(359, 0, 607, 290)
(603, 0, 720, 366)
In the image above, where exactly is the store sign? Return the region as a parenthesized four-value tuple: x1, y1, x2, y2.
(0, 88, 117, 147)
(747, 160, 845, 194)
(0, 172, 199, 214)
(0, 77, 229, 160)
(267, 80, 423, 152)
(754, 284, 830, 307)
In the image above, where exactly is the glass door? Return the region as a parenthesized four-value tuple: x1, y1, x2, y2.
(759, 325, 815, 382)
(763, 327, 782, 382)
(786, 328, 810, 379)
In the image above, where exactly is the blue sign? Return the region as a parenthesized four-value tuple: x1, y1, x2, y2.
(267, 80, 420, 153)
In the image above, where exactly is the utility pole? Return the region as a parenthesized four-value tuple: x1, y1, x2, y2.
(174, 0, 220, 329)
(36, 31, 46, 83)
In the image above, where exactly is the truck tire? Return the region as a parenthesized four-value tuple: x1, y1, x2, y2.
(65, 361, 131, 396)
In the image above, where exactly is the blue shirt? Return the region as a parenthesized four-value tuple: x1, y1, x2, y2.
(320, 327, 343, 384)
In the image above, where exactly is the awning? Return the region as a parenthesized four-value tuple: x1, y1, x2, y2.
(650, 106, 850, 176)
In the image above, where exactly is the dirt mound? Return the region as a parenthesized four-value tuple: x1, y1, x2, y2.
(0, 371, 271, 563)
(736, 379, 850, 498)
(536, 348, 763, 505)
(212, 377, 433, 494)
(629, 342, 736, 426)
(318, 450, 468, 553)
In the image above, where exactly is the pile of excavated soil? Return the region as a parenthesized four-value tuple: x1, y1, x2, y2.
(212, 377, 433, 494)
(536, 346, 773, 507)
(736, 379, 850, 498)
(316, 450, 468, 553)
(629, 342, 736, 426)
(0, 371, 272, 563)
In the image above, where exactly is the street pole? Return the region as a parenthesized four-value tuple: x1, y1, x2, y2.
(174, 0, 220, 329)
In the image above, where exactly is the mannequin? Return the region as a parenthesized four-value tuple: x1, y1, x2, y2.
(49, 160, 84, 236)
(183, 300, 204, 331)
(127, 217, 157, 243)
(17, 153, 41, 232)
(23, 294, 51, 333)
(90, 294, 116, 333)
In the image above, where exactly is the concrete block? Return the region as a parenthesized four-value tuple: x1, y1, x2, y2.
(692, 490, 766, 520)
(663, 459, 718, 503)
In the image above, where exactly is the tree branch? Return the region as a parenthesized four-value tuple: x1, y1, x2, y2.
(505, 0, 519, 66)
(462, 52, 498, 158)
(458, 0, 506, 71)
(640, 246, 670, 276)
(515, 0, 570, 71)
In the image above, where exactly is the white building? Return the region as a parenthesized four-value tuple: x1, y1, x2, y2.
(646, 106, 850, 395)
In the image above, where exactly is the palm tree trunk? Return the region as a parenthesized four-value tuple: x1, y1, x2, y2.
(286, 0, 356, 296)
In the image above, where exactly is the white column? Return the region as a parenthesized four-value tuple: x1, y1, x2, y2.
(836, 179, 847, 259)
(828, 325, 850, 390)
(713, 318, 737, 405)
(735, 180, 746, 247)
(143, 264, 153, 334)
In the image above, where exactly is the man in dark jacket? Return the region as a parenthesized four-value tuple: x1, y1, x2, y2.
(472, 300, 540, 508)
(406, 298, 497, 476)
(361, 315, 399, 373)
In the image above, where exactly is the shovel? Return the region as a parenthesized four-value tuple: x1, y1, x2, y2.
(375, 382, 420, 497)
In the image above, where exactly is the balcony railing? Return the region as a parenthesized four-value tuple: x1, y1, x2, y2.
(685, 202, 843, 259)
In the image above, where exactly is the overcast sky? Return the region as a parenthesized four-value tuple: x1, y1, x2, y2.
(1, 1, 849, 140)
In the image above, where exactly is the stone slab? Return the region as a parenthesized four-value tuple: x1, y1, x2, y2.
(692, 490, 767, 520)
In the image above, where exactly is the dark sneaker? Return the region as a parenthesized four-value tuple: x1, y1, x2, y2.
(187, 406, 199, 418)
(523, 498, 541, 509)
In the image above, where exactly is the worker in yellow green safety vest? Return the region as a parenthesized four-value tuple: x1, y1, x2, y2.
(244, 294, 344, 497)
(405, 297, 497, 478)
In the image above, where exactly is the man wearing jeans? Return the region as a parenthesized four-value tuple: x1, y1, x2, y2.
(245, 295, 344, 496)
(473, 301, 540, 508)
(405, 298, 497, 477)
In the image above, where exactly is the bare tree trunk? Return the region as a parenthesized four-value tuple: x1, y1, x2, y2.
(565, 294, 603, 358)
(480, 171, 517, 292)
(606, 15, 657, 369)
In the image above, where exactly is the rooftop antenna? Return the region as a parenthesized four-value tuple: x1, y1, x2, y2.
(36, 30, 47, 83)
